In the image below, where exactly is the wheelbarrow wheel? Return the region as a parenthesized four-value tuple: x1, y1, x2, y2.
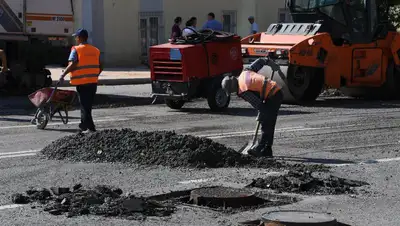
(36, 109, 50, 129)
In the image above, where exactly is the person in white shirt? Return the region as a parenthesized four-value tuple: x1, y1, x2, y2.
(248, 16, 259, 34)
(182, 17, 197, 37)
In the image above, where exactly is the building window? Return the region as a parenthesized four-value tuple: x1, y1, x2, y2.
(222, 10, 237, 34)
(278, 8, 293, 23)
(139, 11, 164, 64)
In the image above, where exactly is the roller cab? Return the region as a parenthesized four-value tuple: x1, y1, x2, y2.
(242, 0, 400, 104)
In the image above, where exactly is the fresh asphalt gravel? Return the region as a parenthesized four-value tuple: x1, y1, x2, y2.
(1, 84, 400, 225)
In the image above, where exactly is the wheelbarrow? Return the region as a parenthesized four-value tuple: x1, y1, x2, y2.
(28, 83, 77, 129)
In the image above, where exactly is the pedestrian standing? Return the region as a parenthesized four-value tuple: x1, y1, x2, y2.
(202, 12, 223, 31)
(182, 17, 197, 37)
(59, 28, 103, 133)
(171, 17, 182, 40)
(221, 57, 283, 157)
(248, 16, 259, 34)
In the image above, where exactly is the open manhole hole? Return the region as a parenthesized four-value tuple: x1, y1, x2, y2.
(149, 186, 298, 213)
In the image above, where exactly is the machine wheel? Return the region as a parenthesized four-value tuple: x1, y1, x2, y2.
(165, 99, 185, 110)
(207, 86, 231, 112)
(287, 65, 325, 105)
(36, 109, 50, 130)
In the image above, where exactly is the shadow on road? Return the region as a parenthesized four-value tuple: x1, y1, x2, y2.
(52, 115, 80, 120)
(180, 107, 313, 117)
(310, 98, 400, 109)
(239, 219, 351, 226)
(92, 94, 163, 109)
(0, 113, 81, 122)
(0, 117, 32, 123)
(44, 128, 80, 133)
(0, 94, 163, 116)
(276, 156, 356, 165)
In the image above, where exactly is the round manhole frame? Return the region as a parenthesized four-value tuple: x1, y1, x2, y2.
(189, 186, 265, 209)
(261, 210, 338, 226)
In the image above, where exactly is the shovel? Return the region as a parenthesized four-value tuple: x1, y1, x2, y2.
(240, 70, 275, 155)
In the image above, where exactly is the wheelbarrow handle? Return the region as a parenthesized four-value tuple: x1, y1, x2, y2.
(45, 82, 59, 104)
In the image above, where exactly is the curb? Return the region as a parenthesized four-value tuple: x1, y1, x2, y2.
(52, 78, 151, 87)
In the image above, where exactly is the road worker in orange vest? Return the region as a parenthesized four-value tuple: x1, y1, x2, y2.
(221, 57, 283, 157)
(59, 28, 103, 133)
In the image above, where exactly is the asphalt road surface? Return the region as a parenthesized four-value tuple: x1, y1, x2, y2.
(1, 84, 400, 225)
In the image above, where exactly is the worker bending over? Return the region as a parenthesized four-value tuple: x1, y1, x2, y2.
(221, 58, 283, 157)
(59, 28, 103, 133)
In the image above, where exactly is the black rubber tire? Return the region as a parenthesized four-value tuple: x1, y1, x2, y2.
(36, 109, 50, 130)
(165, 99, 185, 110)
(287, 65, 325, 105)
(207, 86, 231, 112)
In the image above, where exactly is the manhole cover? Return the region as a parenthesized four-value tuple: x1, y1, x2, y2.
(190, 187, 263, 208)
(148, 186, 298, 213)
(262, 210, 338, 226)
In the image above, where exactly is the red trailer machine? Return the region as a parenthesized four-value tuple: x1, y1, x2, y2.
(149, 32, 243, 111)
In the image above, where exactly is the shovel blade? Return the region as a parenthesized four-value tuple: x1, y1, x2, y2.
(240, 140, 259, 155)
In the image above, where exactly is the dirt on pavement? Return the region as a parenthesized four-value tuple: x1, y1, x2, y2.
(40, 129, 328, 171)
(248, 170, 369, 195)
(11, 184, 174, 220)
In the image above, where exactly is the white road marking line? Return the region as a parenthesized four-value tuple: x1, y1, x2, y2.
(0, 204, 24, 210)
(178, 178, 214, 184)
(0, 121, 399, 162)
(0, 153, 37, 159)
(204, 123, 400, 140)
(0, 116, 138, 130)
(197, 126, 305, 138)
(177, 171, 284, 185)
(0, 150, 40, 156)
(321, 142, 399, 151)
(332, 156, 400, 167)
(198, 124, 365, 139)
(375, 156, 400, 162)
(205, 127, 324, 139)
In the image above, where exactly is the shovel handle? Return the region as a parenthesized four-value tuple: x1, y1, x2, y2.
(252, 120, 261, 144)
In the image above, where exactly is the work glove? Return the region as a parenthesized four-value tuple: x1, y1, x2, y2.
(266, 59, 280, 72)
(245, 57, 269, 73)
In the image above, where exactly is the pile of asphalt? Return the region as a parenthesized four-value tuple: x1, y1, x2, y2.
(320, 88, 344, 97)
(248, 171, 369, 195)
(11, 184, 174, 220)
(41, 129, 328, 171)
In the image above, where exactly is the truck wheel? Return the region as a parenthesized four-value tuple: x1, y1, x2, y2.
(207, 86, 231, 112)
(165, 99, 185, 110)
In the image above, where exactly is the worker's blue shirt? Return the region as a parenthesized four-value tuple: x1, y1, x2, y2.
(202, 19, 223, 31)
(68, 42, 88, 62)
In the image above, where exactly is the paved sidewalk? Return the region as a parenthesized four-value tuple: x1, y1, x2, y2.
(49, 67, 151, 87)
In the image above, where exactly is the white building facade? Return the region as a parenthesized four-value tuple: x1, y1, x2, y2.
(73, 0, 290, 67)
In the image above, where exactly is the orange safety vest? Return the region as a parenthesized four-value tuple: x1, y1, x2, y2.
(238, 70, 280, 99)
(68, 44, 101, 86)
